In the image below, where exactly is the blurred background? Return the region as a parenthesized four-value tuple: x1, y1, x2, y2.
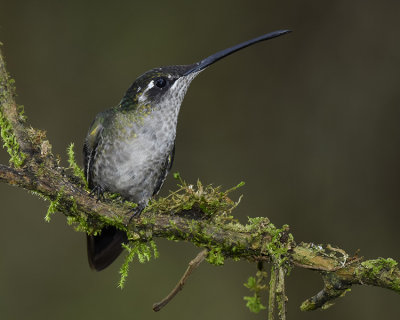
(1, 0, 400, 319)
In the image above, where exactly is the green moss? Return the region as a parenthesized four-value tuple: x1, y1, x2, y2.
(243, 216, 293, 269)
(169, 220, 177, 229)
(358, 258, 397, 278)
(119, 243, 136, 289)
(0, 71, 26, 167)
(148, 180, 293, 264)
(0, 108, 26, 167)
(140, 215, 156, 226)
(67, 143, 87, 187)
(264, 224, 293, 269)
(243, 270, 268, 313)
(206, 247, 225, 266)
(118, 240, 159, 288)
(356, 257, 400, 292)
(67, 211, 101, 235)
(390, 278, 400, 292)
(45, 190, 105, 234)
(241, 221, 293, 315)
(366, 257, 397, 270)
(166, 234, 179, 242)
(17, 105, 27, 122)
(30, 190, 49, 201)
(300, 299, 315, 311)
(150, 239, 159, 258)
(61, 194, 126, 236)
(244, 294, 266, 313)
(101, 192, 138, 211)
(45, 188, 64, 222)
(146, 174, 243, 219)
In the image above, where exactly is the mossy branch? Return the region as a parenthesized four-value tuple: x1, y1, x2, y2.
(0, 44, 399, 317)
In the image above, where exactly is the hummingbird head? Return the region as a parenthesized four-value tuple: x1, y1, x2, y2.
(119, 30, 291, 112)
(119, 65, 200, 112)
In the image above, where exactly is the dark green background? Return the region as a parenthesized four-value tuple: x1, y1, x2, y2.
(1, 1, 399, 319)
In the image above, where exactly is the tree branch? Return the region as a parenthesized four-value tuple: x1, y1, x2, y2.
(0, 46, 34, 161)
(153, 249, 208, 312)
(1, 44, 399, 315)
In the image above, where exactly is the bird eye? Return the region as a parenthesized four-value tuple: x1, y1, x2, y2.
(155, 77, 167, 88)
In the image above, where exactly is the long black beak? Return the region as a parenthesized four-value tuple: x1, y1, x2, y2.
(183, 30, 291, 76)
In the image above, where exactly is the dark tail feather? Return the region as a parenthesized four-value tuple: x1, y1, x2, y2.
(87, 226, 128, 271)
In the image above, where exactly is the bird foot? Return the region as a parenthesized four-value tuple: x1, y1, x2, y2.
(127, 203, 146, 225)
(89, 185, 106, 202)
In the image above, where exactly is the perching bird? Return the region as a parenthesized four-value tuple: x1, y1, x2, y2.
(84, 30, 290, 271)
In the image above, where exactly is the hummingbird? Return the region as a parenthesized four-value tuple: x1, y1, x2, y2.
(84, 30, 291, 271)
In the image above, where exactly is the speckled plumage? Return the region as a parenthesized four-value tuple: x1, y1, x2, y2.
(84, 66, 199, 271)
(84, 66, 198, 205)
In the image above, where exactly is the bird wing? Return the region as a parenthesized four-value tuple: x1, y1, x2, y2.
(83, 112, 106, 188)
(84, 112, 127, 271)
(152, 143, 175, 196)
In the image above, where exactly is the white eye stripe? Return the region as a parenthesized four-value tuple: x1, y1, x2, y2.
(146, 80, 154, 90)
(138, 81, 154, 103)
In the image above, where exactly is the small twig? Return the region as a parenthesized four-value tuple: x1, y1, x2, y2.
(300, 273, 351, 311)
(268, 265, 278, 320)
(153, 249, 208, 312)
(276, 267, 287, 320)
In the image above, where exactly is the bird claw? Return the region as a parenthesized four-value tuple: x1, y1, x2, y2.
(127, 203, 146, 225)
(89, 185, 106, 202)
